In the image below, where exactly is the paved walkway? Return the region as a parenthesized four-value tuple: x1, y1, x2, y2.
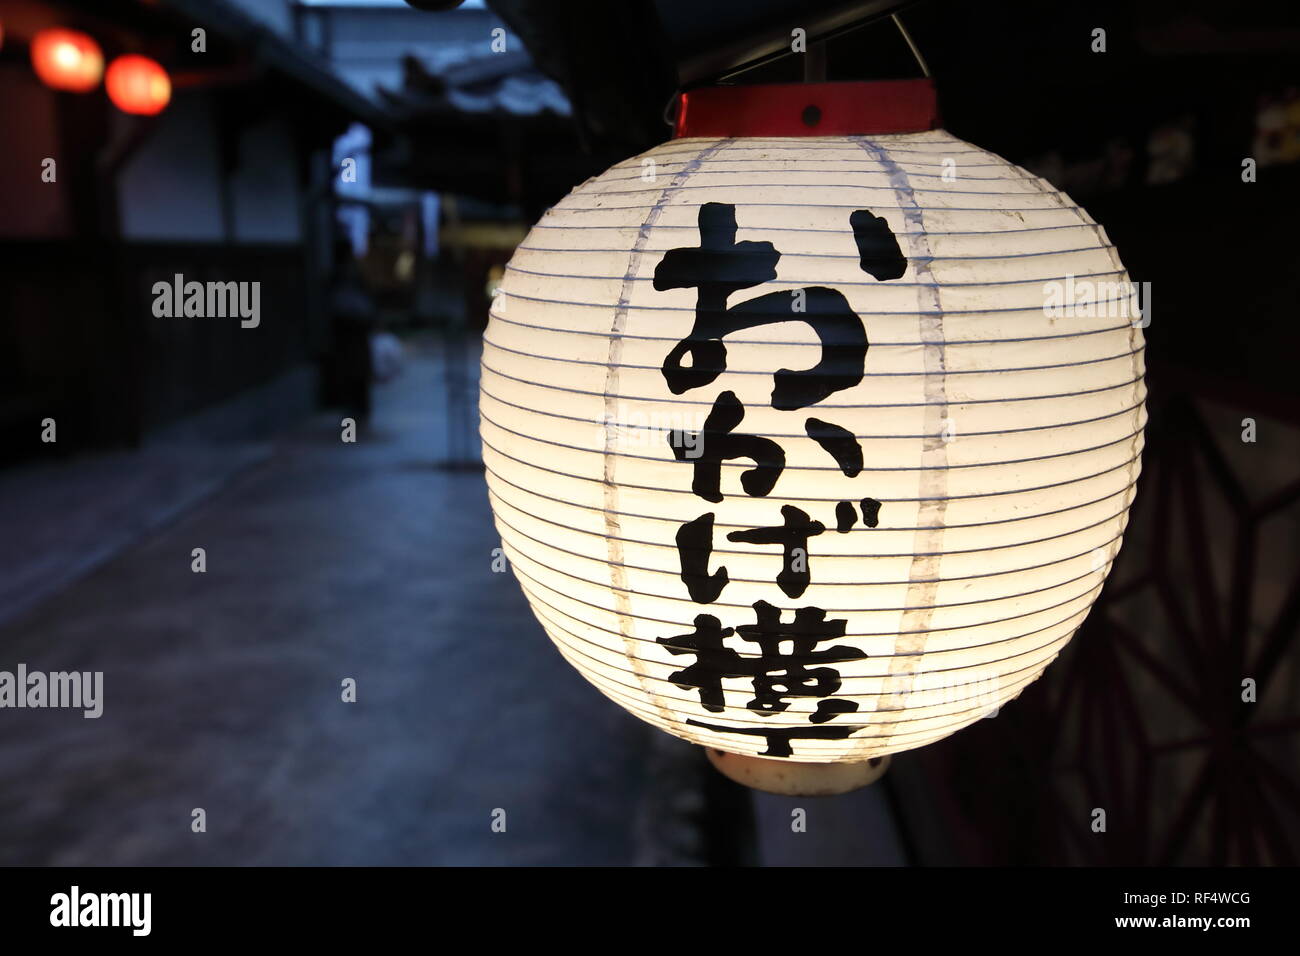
(0, 344, 700, 865)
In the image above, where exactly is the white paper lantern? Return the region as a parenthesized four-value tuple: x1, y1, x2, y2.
(480, 82, 1145, 771)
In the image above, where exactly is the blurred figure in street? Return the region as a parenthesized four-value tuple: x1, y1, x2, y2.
(370, 329, 405, 384)
(324, 239, 376, 423)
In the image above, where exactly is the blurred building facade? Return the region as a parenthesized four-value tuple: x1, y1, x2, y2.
(0, 0, 392, 463)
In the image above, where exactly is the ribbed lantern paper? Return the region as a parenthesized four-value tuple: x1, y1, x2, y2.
(480, 124, 1146, 763)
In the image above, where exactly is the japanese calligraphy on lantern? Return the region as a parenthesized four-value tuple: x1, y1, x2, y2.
(653, 200, 899, 757)
(480, 131, 1146, 764)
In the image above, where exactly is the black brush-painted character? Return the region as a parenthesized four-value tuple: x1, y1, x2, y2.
(860, 497, 882, 528)
(833, 497, 884, 531)
(657, 614, 743, 714)
(805, 416, 863, 476)
(734, 601, 866, 717)
(850, 208, 908, 281)
(654, 202, 892, 411)
(658, 601, 866, 726)
(726, 504, 825, 599)
(676, 513, 729, 604)
(686, 717, 864, 759)
(666, 390, 784, 503)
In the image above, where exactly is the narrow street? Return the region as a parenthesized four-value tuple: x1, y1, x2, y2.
(0, 344, 680, 865)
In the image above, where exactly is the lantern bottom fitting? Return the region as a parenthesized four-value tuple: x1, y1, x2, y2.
(705, 748, 891, 797)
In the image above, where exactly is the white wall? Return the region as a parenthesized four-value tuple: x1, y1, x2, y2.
(230, 119, 303, 243)
(117, 95, 226, 243)
(118, 92, 303, 244)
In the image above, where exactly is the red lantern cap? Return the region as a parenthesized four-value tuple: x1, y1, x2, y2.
(673, 78, 939, 138)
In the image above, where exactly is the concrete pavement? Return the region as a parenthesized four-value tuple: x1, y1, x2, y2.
(0, 343, 709, 865)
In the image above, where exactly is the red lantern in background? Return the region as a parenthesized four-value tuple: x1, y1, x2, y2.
(105, 54, 171, 115)
(30, 28, 103, 92)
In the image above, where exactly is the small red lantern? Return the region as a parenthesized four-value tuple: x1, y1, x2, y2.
(105, 54, 171, 115)
(30, 28, 104, 93)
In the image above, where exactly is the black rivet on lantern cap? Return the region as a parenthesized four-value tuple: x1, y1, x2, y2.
(802, 104, 821, 127)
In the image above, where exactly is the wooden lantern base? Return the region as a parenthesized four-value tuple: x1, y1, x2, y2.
(705, 748, 891, 796)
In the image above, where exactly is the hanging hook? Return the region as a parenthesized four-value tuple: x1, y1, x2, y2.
(891, 13, 931, 78)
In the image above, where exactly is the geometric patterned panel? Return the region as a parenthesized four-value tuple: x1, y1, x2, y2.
(893, 389, 1300, 864)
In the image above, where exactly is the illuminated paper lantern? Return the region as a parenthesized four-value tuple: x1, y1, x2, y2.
(480, 80, 1146, 790)
(30, 28, 103, 93)
(105, 54, 171, 115)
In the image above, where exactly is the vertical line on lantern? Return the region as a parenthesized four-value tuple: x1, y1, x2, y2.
(852, 134, 950, 757)
(600, 138, 731, 727)
(1071, 211, 1146, 562)
(1001, 158, 1147, 575)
